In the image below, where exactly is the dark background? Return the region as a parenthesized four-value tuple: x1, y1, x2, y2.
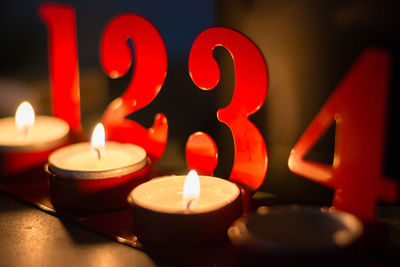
(0, 0, 399, 205)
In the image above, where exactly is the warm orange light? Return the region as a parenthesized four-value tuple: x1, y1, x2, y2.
(91, 123, 105, 159)
(15, 101, 35, 137)
(183, 170, 200, 211)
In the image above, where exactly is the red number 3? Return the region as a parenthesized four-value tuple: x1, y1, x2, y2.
(186, 27, 268, 191)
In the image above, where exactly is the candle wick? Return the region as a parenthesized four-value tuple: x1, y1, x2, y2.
(186, 199, 195, 212)
(94, 148, 101, 160)
(21, 126, 29, 140)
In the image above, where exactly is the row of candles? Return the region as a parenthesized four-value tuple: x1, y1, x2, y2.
(2, 3, 274, 248)
(36, 1, 398, 225)
(0, 100, 373, 253)
(0, 101, 242, 245)
(1, 40, 395, 258)
(36, 2, 397, 223)
(0, 2, 397, 252)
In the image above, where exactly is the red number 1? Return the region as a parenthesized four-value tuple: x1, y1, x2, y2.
(288, 50, 397, 220)
(39, 3, 81, 132)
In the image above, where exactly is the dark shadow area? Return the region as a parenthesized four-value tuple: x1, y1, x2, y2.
(385, 45, 400, 180)
(0, 193, 32, 212)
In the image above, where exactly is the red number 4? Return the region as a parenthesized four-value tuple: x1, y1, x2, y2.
(288, 50, 397, 221)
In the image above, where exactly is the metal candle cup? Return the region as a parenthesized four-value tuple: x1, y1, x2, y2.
(228, 205, 363, 265)
(128, 173, 242, 247)
(47, 141, 150, 211)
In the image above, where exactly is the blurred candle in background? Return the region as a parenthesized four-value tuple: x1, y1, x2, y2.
(0, 101, 70, 176)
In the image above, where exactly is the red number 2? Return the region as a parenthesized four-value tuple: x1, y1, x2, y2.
(288, 50, 397, 220)
(186, 27, 268, 191)
(100, 14, 168, 162)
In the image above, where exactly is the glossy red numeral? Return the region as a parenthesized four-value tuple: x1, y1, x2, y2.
(288, 50, 398, 220)
(186, 27, 268, 190)
(186, 132, 218, 176)
(100, 14, 168, 162)
(39, 3, 82, 132)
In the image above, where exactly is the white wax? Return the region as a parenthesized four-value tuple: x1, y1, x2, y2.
(130, 175, 240, 214)
(48, 142, 147, 179)
(0, 116, 69, 151)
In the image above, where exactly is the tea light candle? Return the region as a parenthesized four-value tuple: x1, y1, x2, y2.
(128, 170, 242, 247)
(0, 101, 70, 176)
(47, 123, 150, 211)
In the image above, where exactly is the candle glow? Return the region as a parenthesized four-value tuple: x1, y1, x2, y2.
(183, 170, 201, 211)
(15, 101, 35, 138)
(128, 173, 242, 246)
(91, 123, 105, 159)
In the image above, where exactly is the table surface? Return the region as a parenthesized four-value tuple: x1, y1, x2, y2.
(2, 191, 400, 267)
(0, 193, 161, 267)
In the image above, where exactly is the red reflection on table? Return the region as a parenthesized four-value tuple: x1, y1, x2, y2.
(187, 27, 268, 191)
(39, 3, 81, 132)
(100, 14, 168, 162)
(288, 50, 398, 221)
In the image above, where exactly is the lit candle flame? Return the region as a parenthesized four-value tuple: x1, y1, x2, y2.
(183, 170, 200, 211)
(15, 101, 35, 138)
(91, 123, 105, 159)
